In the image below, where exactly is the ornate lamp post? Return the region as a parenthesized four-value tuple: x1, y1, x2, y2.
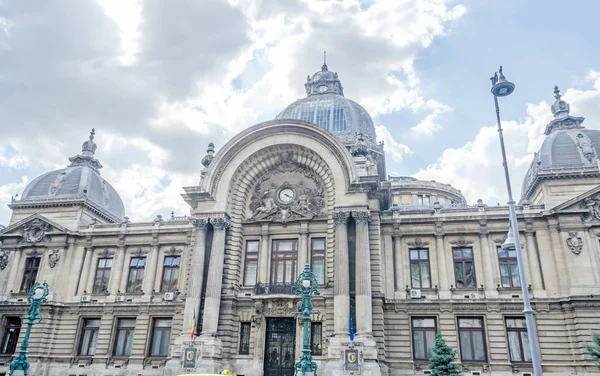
(9, 281, 49, 376)
(293, 264, 320, 376)
(490, 67, 542, 375)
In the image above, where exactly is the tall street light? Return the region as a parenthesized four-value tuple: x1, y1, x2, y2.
(293, 264, 320, 376)
(490, 67, 542, 375)
(9, 281, 49, 376)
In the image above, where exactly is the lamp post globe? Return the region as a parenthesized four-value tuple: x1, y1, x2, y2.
(302, 279, 311, 289)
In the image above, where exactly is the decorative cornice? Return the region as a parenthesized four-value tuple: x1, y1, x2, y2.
(352, 211, 371, 224)
(449, 236, 474, 247)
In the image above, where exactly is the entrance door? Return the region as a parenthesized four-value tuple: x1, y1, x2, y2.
(264, 318, 296, 376)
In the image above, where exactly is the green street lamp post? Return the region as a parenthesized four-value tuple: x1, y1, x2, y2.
(10, 281, 49, 376)
(293, 264, 320, 376)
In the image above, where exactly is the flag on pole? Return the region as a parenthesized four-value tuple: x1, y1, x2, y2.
(349, 306, 355, 342)
(191, 310, 196, 340)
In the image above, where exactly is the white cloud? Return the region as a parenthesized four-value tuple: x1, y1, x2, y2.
(0, 0, 466, 224)
(415, 73, 600, 205)
(376, 125, 412, 163)
(0, 177, 28, 225)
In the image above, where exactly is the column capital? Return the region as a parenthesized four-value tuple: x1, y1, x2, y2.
(191, 218, 209, 230)
(211, 217, 231, 230)
(332, 211, 350, 225)
(352, 211, 371, 224)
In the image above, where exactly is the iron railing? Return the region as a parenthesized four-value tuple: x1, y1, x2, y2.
(253, 282, 295, 295)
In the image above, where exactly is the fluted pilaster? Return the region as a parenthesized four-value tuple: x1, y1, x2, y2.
(332, 211, 350, 335)
(353, 211, 372, 336)
(201, 216, 230, 336)
(183, 218, 208, 334)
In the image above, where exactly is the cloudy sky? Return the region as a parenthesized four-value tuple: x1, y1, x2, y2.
(1, 0, 599, 225)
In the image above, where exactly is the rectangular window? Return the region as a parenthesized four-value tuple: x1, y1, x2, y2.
(149, 318, 172, 357)
(417, 194, 431, 205)
(126, 257, 146, 293)
(458, 317, 487, 362)
(411, 317, 436, 360)
(243, 241, 259, 286)
(78, 318, 100, 356)
(113, 318, 135, 357)
(498, 247, 521, 288)
(410, 249, 431, 289)
(453, 248, 476, 288)
(311, 322, 323, 356)
(20, 257, 41, 293)
(0, 317, 21, 354)
(270, 239, 298, 284)
(93, 258, 112, 294)
(506, 317, 531, 362)
(239, 322, 251, 355)
(311, 238, 326, 285)
(161, 256, 180, 292)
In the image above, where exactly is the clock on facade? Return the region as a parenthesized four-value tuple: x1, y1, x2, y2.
(278, 188, 295, 203)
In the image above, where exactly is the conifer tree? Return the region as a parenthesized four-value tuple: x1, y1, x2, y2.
(429, 330, 462, 376)
(586, 330, 600, 370)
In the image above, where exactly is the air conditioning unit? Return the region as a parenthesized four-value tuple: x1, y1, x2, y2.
(115, 295, 125, 303)
(164, 292, 175, 301)
(80, 294, 92, 303)
(410, 289, 422, 299)
(468, 293, 480, 300)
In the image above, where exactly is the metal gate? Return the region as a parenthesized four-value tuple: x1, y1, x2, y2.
(264, 318, 296, 376)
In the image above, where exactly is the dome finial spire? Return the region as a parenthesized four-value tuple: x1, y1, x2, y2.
(81, 128, 97, 157)
(322, 50, 328, 71)
(553, 85, 561, 100)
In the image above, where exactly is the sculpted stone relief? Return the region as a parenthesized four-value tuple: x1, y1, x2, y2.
(19, 219, 51, 244)
(581, 194, 600, 222)
(248, 158, 325, 224)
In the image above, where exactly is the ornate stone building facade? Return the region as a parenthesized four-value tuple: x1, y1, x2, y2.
(1, 65, 600, 376)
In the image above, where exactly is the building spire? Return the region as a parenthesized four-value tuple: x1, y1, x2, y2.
(322, 50, 328, 71)
(68, 128, 103, 172)
(81, 128, 97, 157)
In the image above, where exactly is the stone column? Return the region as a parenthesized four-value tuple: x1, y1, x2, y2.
(183, 218, 209, 335)
(353, 211, 372, 337)
(77, 247, 93, 295)
(299, 222, 309, 269)
(435, 234, 449, 299)
(143, 245, 160, 295)
(84, 251, 98, 294)
(109, 246, 126, 294)
(382, 232, 395, 298)
(525, 229, 543, 291)
(258, 224, 270, 283)
(393, 234, 403, 295)
(535, 225, 560, 295)
(6, 249, 22, 294)
(201, 217, 230, 336)
(332, 211, 350, 336)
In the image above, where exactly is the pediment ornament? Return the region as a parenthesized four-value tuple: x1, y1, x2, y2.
(580, 194, 600, 223)
(449, 236, 474, 247)
(129, 247, 149, 257)
(19, 219, 51, 244)
(566, 231, 583, 255)
(406, 238, 429, 247)
(97, 248, 115, 258)
(249, 163, 325, 225)
(164, 246, 183, 256)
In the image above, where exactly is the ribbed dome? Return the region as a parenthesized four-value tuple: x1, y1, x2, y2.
(20, 130, 125, 222)
(275, 60, 377, 143)
(522, 87, 599, 199)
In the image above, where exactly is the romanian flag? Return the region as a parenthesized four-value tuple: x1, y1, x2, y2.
(191, 310, 196, 340)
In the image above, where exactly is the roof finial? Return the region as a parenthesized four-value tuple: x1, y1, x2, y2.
(554, 85, 561, 100)
(81, 128, 97, 157)
(322, 50, 328, 71)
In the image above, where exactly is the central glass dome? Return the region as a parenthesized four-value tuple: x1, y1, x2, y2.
(276, 61, 377, 143)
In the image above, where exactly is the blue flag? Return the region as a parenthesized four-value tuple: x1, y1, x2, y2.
(349, 306, 355, 341)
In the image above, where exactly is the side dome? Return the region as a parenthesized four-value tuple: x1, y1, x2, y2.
(275, 59, 377, 143)
(522, 87, 600, 199)
(20, 130, 125, 222)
